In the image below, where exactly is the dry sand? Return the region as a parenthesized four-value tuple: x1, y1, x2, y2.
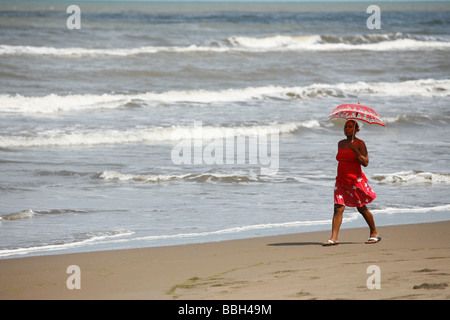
(1, 221, 449, 300)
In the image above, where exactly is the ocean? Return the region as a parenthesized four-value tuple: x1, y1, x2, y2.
(1, 1, 449, 258)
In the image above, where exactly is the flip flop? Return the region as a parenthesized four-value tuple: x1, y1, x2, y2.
(322, 240, 339, 246)
(365, 237, 381, 244)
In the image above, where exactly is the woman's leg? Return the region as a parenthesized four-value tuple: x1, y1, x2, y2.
(357, 205, 379, 240)
(323, 204, 345, 245)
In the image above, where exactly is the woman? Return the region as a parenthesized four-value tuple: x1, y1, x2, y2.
(323, 120, 380, 246)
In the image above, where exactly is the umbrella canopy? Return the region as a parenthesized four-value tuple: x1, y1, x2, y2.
(329, 103, 385, 127)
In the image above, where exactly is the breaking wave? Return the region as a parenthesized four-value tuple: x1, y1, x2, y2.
(1, 209, 35, 221)
(99, 170, 299, 184)
(226, 33, 450, 52)
(1, 79, 448, 114)
(0, 121, 314, 148)
(372, 204, 450, 214)
(1, 33, 449, 57)
(372, 170, 450, 185)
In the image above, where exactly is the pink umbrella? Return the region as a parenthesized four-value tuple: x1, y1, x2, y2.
(329, 102, 385, 140)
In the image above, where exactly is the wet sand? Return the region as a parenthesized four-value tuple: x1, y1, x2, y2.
(1, 221, 449, 300)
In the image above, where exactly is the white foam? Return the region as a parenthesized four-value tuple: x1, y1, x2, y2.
(1, 34, 448, 56)
(0, 86, 297, 113)
(1, 79, 448, 114)
(0, 93, 130, 113)
(0, 121, 311, 148)
(373, 170, 450, 185)
(311, 38, 450, 51)
(0, 230, 134, 258)
(332, 79, 450, 98)
(228, 34, 450, 52)
(228, 35, 322, 50)
(100, 171, 190, 182)
(0, 44, 230, 57)
(1, 209, 35, 221)
(99, 170, 295, 184)
(373, 204, 450, 214)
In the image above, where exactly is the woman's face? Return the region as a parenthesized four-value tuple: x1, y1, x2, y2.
(344, 121, 357, 137)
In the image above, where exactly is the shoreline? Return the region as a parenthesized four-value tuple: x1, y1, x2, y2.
(1, 221, 449, 300)
(3, 211, 449, 260)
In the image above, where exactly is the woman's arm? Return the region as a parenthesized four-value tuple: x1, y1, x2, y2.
(349, 140, 369, 167)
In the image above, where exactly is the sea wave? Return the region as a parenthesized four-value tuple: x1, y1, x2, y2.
(0, 209, 92, 221)
(100, 171, 192, 183)
(372, 204, 450, 214)
(1, 79, 448, 114)
(99, 170, 300, 184)
(1, 209, 35, 221)
(227, 33, 450, 51)
(1, 33, 448, 56)
(0, 121, 312, 148)
(383, 114, 434, 125)
(0, 230, 134, 258)
(372, 170, 450, 185)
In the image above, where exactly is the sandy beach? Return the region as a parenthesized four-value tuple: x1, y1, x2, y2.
(1, 221, 449, 300)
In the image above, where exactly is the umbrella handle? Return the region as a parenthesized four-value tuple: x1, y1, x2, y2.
(352, 112, 359, 142)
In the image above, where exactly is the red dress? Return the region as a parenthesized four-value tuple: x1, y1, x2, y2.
(334, 148, 376, 207)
